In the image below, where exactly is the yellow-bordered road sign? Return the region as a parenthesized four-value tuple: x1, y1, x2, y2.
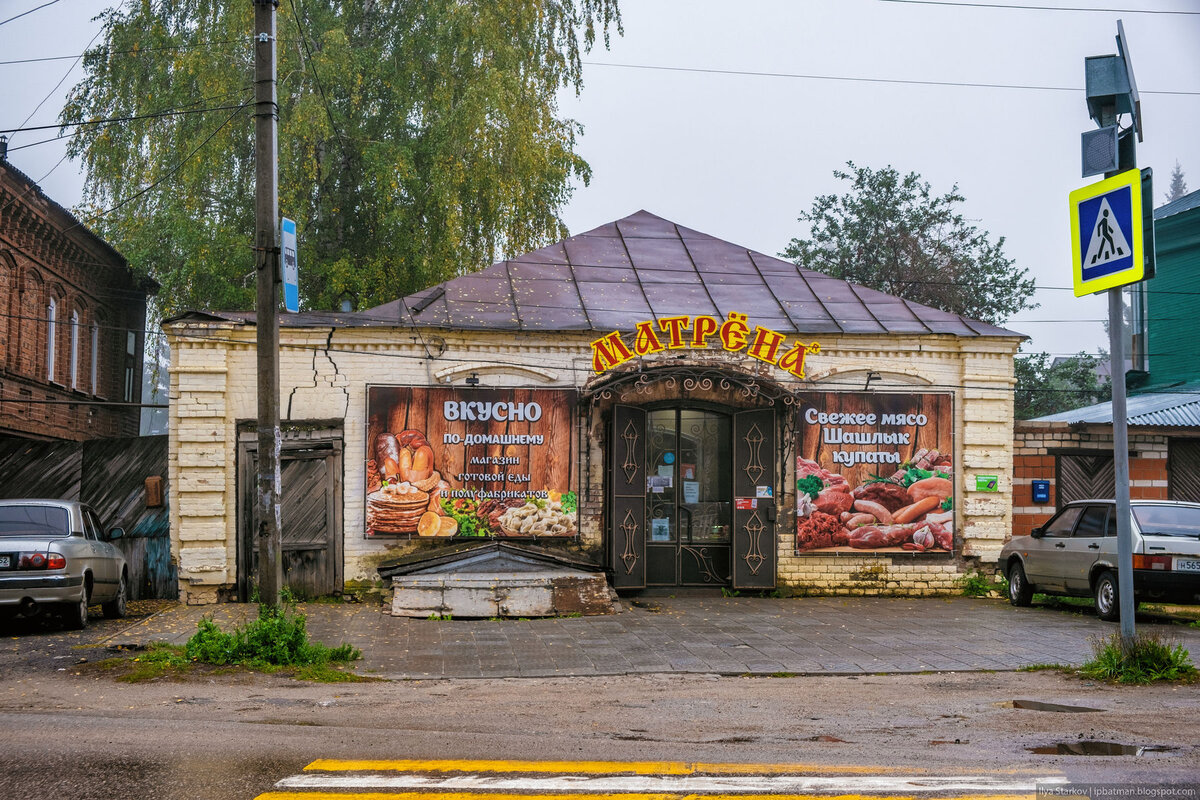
(1069, 168, 1144, 296)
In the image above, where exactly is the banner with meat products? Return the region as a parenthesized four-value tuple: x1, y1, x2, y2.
(365, 387, 578, 539)
(794, 392, 954, 554)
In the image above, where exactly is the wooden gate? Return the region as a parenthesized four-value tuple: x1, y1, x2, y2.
(1056, 453, 1115, 507)
(0, 435, 174, 599)
(237, 425, 343, 600)
(1168, 439, 1200, 502)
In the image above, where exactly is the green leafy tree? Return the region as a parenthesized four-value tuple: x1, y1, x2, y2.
(1014, 351, 1112, 420)
(1165, 160, 1187, 203)
(781, 162, 1036, 325)
(62, 0, 621, 317)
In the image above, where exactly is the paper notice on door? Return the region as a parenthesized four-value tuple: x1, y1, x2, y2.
(735, 498, 757, 510)
(683, 481, 699, 504)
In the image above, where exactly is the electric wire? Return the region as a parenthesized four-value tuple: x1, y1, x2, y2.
(0, 39, 245, 66)
(0, 0, 62, 27)
(876, 0, 1200, 14)
(0, 103, 253, 136)
(579, 60, 1200, 97)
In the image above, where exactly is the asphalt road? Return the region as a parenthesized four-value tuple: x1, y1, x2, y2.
(1, 599, 1198, 799)
(1, 667, 1198, 799)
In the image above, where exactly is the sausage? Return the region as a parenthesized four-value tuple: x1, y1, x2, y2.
(852, 499, 894, 525)
(846, 512, 876, 528)
(374, 433, 401, 479)
(892, 496, 942, 524)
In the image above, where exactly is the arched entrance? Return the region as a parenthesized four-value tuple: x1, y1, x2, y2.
(592, 369, 786, 592)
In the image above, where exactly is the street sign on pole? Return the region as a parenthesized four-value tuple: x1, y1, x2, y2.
(1069, 168, 1144, 297)
(281, 217, 298, 313)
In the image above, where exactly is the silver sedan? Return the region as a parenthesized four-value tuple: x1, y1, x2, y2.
(0, 500, 129, 629)
(999, 499, 1200, 621)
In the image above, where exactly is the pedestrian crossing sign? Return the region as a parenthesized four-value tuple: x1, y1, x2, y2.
(1069, 168, 1144, 296)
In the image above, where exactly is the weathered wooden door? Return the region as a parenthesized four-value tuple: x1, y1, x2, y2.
(608, 405, 646, 589)
(238, 428, 343, 600)
(1168, 439, 1200, 502)
(732, 408, 776, 589)
(1056, 453, 1115, 507)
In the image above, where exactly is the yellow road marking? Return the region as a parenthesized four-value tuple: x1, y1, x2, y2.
(303, 759, 1048, 777)
(256, 793, 1036, 800)
(304, 760, 924, 777)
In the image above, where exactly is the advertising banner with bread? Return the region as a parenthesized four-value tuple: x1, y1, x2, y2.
(365, 387, 578, 538)
(794, 392, 954, 554)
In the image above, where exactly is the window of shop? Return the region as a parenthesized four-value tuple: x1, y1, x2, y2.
(645, 406, 733, 586)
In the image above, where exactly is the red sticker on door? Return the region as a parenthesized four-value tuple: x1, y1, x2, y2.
(735, 498, 758, 510)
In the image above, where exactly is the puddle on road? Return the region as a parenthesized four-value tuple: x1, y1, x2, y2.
(1027, 741, 1177, 756)
(1001, 699, 1105, 713)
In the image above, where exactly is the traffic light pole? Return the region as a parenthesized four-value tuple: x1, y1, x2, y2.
(254, 0, 283, 607)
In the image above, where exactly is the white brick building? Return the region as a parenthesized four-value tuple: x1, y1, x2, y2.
(164, 212, 1023, 604)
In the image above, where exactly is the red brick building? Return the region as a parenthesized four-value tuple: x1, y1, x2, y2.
(0, 153, 155, 440)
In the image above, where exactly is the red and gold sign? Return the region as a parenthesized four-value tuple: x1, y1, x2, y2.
(590, 312, 819, 378)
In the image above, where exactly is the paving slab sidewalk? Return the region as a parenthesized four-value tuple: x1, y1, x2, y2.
(107, 595, 1200, 680)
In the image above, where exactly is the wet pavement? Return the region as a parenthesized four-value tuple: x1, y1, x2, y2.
(57, 594, 1200, 680)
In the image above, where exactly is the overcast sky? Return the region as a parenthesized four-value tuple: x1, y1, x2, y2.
(3, 0, 1198, 361)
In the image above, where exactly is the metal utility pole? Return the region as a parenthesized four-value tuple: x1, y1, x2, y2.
(254, 0, 283, 606)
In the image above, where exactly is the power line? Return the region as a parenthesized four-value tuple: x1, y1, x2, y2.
(5, 87, 253, 153)
(580, 60, 1200, 97)
(7, 24, 104, 145)
(63, 102, 250, 233)
(0, 39, 245, 66)
(0, 103, 251, 136)
(876, 0, 1200, 15)
(0, 0, 62, 27)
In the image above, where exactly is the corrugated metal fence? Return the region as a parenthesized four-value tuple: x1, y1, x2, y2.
(0, 435, 176, 600)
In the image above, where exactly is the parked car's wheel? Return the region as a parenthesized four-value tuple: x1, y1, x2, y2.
(1008, 561, 1033, 607)
(62, 588, 89, 631)
(1094, 570, 1121, 622)
(103, 571, 128, 619)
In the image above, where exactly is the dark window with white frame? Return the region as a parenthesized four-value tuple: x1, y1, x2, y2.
(46, 297, 57, 381)
(69, 310, 80, 390)
(90, 322, 99, 395)
(123, 330, 137, 403)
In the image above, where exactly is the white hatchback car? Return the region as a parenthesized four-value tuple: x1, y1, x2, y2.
(0, 500, 129, 629)
(999, 499, 1200, 621)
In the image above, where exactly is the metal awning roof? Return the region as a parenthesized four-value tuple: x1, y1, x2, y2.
(167, 210, 1024, 338)
(1033, 382, 1200, 427)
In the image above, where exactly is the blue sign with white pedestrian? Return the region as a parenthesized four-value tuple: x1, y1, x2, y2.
(281, 217, 299, 313)
(1069, 169, 1144, 296)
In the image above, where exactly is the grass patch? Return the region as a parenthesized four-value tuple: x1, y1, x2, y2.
(1033, 593, 1094, 609)
(1018, 662, 1073, 673)
(1078, 632, 1198, 685)
(90, 600, 364, 683)
(958, 570, 997, 597)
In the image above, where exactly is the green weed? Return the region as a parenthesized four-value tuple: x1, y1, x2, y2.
(720, 587, 741, 598)
(426, 613, 453, 621)
(959, 570, 998, 597)
(1078, 632, 1198, 685)
(1017, 663, 1072, 673)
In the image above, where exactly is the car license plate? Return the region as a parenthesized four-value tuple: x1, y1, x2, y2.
(0, 555, 9, 568)
(1175, 558, 1200, 573)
